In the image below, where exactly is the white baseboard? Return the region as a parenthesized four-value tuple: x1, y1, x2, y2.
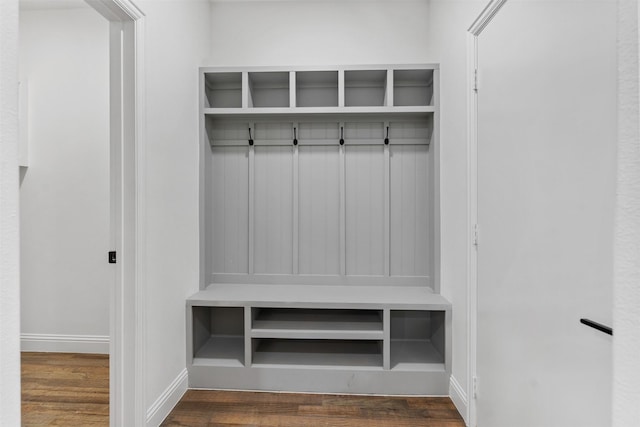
(21, 333, 109, 354)
(146, 368, 188, 427)
(450, 375, 469, 426)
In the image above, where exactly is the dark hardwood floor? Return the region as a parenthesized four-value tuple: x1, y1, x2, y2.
(161, 389, 465, 427)
(21, 352, 465, 427)
(21, 352, 109, 426)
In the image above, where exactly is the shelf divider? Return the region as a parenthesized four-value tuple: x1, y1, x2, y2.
(383, 308, 391, 370)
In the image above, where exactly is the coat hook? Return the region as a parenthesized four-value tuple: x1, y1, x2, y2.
(293, 127, 298, 146)
(384, 126, 389, 145)
(340, 126, 344, 145)
(248, 127, 254, 146)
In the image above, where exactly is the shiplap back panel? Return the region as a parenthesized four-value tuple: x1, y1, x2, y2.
(298, 122, 340, 144)
(207, 134, 431, 283)
(212, 146, 249, 273)
(254, 147, 294, 274)
(344, 122, 384, 143)
(298, 146, 341, 274)
(255, 122, 293, 140)
(390, 145, 429, 276)
(345, 146, 385, 276)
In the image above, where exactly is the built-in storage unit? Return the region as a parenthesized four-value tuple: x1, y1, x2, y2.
(191, 65, 449, 395)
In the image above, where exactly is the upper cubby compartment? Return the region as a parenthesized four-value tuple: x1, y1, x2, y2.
(345, 70, 388, 107)
(393, 69, 434, 107)
(204, 72, 242, 108)
(296, 71, 339, 107)
(248, 72, 290, 108)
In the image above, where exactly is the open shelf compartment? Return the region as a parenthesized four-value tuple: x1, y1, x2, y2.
(252, 308, 383, 339)
(345, 70, 388, 107)
(204, 72, 242, 108)
(252, 339, 383, 369)
(249, 71, 290, 108)
(296, 71, 339, 107)
(192, 306, 245, 367)
(393, 69, 434, 107)
(390, 310, 445, 371)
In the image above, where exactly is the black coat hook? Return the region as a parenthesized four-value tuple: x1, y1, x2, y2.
(293, 127, 298, 146)
(384, 126, 389, 145)
(340, 127, 344, 145)
(248, 127, 254, 146)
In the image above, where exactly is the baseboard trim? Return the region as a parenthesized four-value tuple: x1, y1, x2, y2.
(449, 375, 469, 426)
(146, 368, 188, 427)
(21, 333, 109, 354)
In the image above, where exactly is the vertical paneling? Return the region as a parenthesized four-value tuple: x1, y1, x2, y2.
(390, 145, 429, 276)
(212, 147, 249, 273)
(298, 146, 340, 275)
(345, 146, 385, 275)
(254, 147, 294, 274)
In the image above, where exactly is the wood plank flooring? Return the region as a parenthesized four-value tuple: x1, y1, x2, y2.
(161, 389, 465, 427)
(21, 352, 465, 426)
(21, 352, 109, 426)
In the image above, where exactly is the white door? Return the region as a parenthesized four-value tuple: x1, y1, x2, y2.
(475, 1, 615, 426)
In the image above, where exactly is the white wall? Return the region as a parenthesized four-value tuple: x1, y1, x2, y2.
(476, 1, 616, 426)
(209, 0, 432, 66)
(19, 6, 110, 353)
(137, 0, 211, 415)
(0, 0, 21, 424)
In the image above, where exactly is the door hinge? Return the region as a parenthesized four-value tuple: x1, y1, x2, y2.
(108, 251, 117, 264)
(473, 69, 479, 92)
(473, 376, 479, 399)
(473, 224, 479, 247)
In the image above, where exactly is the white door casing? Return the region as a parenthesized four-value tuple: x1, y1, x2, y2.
(84, 1, 146, 426)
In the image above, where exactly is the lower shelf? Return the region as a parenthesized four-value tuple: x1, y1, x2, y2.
(252, 339, 383, 370)
(193, 335, 244, 367)
(391, 339, 444, 371)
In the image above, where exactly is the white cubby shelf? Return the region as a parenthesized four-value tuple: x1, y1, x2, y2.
(192, 64, 448, 395)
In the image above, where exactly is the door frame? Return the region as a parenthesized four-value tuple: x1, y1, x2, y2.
(85, 1, 146, 425)
(466, 1, 508, 426)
